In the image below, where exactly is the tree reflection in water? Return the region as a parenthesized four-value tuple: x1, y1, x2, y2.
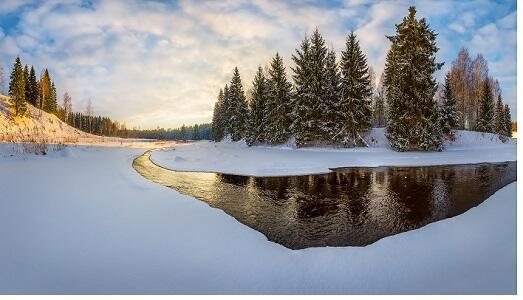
(135, 152, 516, 249)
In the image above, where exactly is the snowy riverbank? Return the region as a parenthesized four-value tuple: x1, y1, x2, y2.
(151, 129, 517, 176)
(0, 144, 516, 294)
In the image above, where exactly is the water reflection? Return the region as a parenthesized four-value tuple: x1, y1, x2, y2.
(135, 152, 516, 249)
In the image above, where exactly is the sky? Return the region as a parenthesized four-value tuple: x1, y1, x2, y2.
(0, 0, 517, 129)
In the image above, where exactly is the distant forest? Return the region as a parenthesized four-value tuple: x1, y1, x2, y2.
(63, 108, 212, 140)
(123, 123, 212, 140)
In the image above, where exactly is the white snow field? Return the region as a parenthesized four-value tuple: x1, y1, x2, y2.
(0, 144, 516, 294)
(151, 129, 517, 176)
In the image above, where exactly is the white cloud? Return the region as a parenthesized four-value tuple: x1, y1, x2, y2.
(0, 0, 33, 13)
(0, 36, 21, 56)
(448, 23, 466, 34)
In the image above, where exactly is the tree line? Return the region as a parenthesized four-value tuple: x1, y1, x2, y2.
(124, 123, 212, 141)
(212, 6, 513, 151)
(6, 56, 210, 140)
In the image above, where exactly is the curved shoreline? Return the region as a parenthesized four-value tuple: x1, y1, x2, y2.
(146, 147, 517, 177)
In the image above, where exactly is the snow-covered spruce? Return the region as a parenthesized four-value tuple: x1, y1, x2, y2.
(246, 66, 269, 146)
(336, 31, 373, 147)
(265, 53, 293, 145)
(439, 72, 459, 138)
(384, 7, 443, 151)
(476, 78, 495, 133)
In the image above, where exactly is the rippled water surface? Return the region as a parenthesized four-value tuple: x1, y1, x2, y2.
(133, 152, 516, 249)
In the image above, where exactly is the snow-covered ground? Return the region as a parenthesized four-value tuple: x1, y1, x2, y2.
(151, 129, 517, 176)
(0, 144, 516, 294)
(0, 95, 90, 143)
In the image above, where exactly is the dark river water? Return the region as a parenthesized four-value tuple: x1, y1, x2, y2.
(133, 151, 516, 249)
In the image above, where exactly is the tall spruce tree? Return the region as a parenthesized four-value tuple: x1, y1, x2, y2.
(228, 67, 248, 141)
(39, 69, 52, 111)
(247, 66, 269, 145)
(337, 31, 373, 146)
(23, 65, 30, 102)
(27, 66, 38, 106)
(211, 88, 225, 141)
(8, 57, 27, 117)
(291, 29, 328, 146)
(504, 104, 512, 137)
(290, 36, 313, 146)
(494, 94, 505, 135)
(266, 53, 293, 144)
(384, 6, 443, 151)
(222, 84, 231, 137)
(307, 29, 328, 143)
(44, 80, 58, 113)
(475, 79, 494, 133)
(439, 72, 459, 137)
(321, 49, 341, 142)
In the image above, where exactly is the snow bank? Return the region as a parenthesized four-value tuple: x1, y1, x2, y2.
(151, 130, 516, 176)
(0, 95, 90, 143)
(0, 95, 179, 150)
(0, 145, 515, 294)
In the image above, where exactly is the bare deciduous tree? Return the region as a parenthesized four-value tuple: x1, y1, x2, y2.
(85, 98, 93, 133)
(450, 48, 473, 129)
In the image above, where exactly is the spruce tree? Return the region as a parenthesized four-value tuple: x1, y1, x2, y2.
(475, 79, 494, 133)
(307, 29, 328, 143)
(222, 84, 231, 137)
(291, 29, 328, 146)
(27, 66, 38, 106)
(228, 67, 248, 141)
(247, 66, 269, 146)
(8, 57, 27, 117)
(44, 80, 58, 113)
(212, 89, 225, 141)
(290, 36, 313, 146)
(494, 94, 505, 135)
(51, 81, 58, 113)
(39, 69, 51, 111)
(321, 49, 341, 142)
(337, 31, 373, 146)
(266, 53, 293, 144)
(384, 6, 443, 151)
(23, 65, 30, 102)
(439, 72, 459, 137)
(504, 104, 512, 137)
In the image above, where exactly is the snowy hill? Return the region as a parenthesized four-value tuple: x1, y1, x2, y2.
(0, 94, 91, 143)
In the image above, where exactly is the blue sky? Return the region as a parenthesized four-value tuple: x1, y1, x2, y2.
(0, 0, 516, 128)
